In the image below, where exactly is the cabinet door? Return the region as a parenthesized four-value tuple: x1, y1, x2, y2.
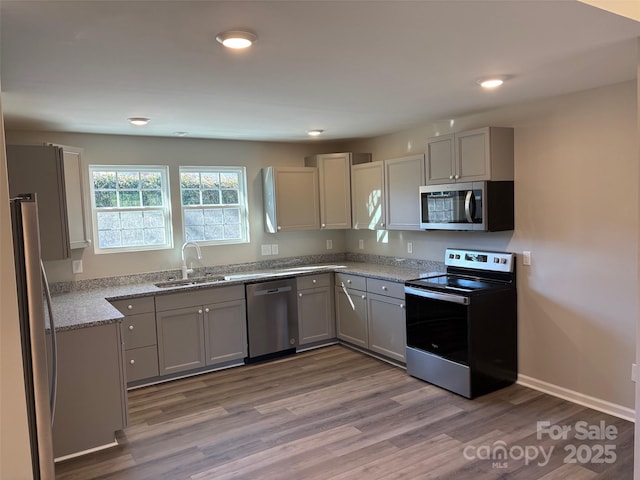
(61, 145, 91, 249)
(367, 293, 406, 363)
(351, 161, 385, 230)
(298, 286, 335, 345)
(384, 154, 425, 231)
(335, 286, 368, 348)
(425, 134, 455, 184)
(274, 167, 320, 231)
(203, 299, 247, 365)
(6, 145, 71, 260)
(156, 306, 205, 375)
(456, 127, 491, 181)
(48, 323, 127, 458)
(317, 153, 352, 229)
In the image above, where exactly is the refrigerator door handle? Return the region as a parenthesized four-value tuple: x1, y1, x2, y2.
(40, 260, 57, 425)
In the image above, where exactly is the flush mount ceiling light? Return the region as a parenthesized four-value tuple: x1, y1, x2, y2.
(216, 30, 257, 49)
(128, 117, 150, 126)
(477, 76, 508, 89)
(307, 129, 324, 137)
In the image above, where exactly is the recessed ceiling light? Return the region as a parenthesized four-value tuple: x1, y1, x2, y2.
(216, 30, 257, 49)
(128, 117, 150, 126)
(477, 76, 507, 89)
(307, 129, 324, 137)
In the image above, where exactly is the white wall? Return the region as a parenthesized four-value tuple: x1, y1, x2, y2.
(0, 95, 34, 477)
(4, 132, 348, 281)
(347, 81, 638, 411)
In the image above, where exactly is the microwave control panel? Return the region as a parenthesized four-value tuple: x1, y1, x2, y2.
(445, 249, 514, 273)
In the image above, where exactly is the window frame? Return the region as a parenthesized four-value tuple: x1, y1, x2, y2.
(179, 165, 250, 246)
(88, 165, 173, 254)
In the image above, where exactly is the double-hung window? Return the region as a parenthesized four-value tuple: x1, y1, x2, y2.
(180, 166, 249, 245)
(89, 165, 172, 253)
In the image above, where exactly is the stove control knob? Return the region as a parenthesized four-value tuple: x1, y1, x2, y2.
(455, 254, 460, 259)
(493, 258, 500, 263)
(501, 258, 508, 264)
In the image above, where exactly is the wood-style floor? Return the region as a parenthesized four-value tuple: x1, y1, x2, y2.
(55, 345, 634, 479)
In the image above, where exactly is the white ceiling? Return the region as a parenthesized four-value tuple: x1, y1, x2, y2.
(2, 1, 640, 143)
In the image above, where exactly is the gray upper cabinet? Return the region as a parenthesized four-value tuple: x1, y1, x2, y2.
(425, 127, 514, 185)
(305, 152, 371, 229)
(7, 145, 71, 260)
(60, 145, 91, 249)
(262, 166, 320, 232)
(384, 154, 425, 231)
(351, 160, 386, 230)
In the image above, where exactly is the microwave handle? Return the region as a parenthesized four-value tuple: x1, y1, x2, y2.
(464, 190, 476, 223)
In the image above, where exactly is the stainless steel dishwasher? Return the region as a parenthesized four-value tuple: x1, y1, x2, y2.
(245, 277, 298, 361)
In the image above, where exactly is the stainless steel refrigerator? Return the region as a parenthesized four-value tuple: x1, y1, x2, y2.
(10, 193, 57, 479)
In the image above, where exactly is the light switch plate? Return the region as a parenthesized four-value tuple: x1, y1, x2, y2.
(261, 244, 272, 256)
(358, 239, 364, 250)
(523, 251, 531, 266)
(271, 244, 279, 255)
(407, 242, 413, 254)
(326, 239, 333, 250)
(72, 259, 83, 274)
(632, 363, 637, 382)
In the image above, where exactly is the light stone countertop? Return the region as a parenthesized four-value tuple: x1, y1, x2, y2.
(50, 261, 440, 332)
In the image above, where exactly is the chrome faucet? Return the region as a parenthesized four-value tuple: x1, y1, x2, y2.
(181, 242, 202, 279)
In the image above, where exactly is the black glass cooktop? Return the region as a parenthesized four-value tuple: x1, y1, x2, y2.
(406, 274, 507, 293)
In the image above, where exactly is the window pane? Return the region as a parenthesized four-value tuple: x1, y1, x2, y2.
(121, 211, 143, 229)
(220, 172, 238, 188)
(122, 228, 144, 246)
(97, 212, 120, 230)
(223, 224, 240, 239)
(143, 211, 164, 228)
(144, 228, 165, 245)
(93, 171, 116, 189)
(140, 172, 161, 189)
(95, 191, 117, 208)
(205, 224, 224, 241)
(98, 230, 121, 248)
(180, 172, 200, 189)
(185, 225, 205, 242)
(142, 190, 162, 206)
(202, 190, 220, 205)
(117, 172, 140, 189)
(201, 173, 219, 189)
(184, 209, 203, 226)
(182, 190, 200, 206)
(119, 191, 141, 207)
(204, 209, 223, 225)
(223, 208, 240, 224)
(221, 190, 238, 204)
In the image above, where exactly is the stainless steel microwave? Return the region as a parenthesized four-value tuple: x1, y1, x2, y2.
(419, 181, 514, 231)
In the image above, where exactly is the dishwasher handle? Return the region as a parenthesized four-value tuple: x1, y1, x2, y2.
(252, 285, 293, 296)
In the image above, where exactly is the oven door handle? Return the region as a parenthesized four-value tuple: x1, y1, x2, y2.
(404, 286, 470, 305)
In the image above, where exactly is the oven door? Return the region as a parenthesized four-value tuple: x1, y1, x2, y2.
(404, 286, 470, 365)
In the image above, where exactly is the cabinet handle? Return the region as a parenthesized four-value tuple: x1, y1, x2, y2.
(400, 303, 405, 309)
(321, 223, 326, 228)
(381, 286, 388, 291)
(129, 359, 135, 365)
(347, 280, 352, 284)
(449, 175, 454, 180)
(128, 325, 134, 331)
(127, 304, 133, 310)
(205, 308, 210, 313)
(361, 295, 366, 299)
(277, 226, 282, 231)
(380, 223, 385, 228)
(298, 293, 303, 297)
(198, 309, 203, 314)
(312, 279, 317, 284)
(454, 175, 460, 179)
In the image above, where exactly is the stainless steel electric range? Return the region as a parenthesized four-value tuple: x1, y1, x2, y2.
(404, 248, 517, 398)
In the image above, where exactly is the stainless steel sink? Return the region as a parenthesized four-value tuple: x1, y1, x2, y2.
(154, 275, 226, 288)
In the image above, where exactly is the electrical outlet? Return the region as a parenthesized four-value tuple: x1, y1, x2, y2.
(358, 239, 364, 250)
(632, 364, 637, 382)
(271, 244, 279, 255)
(72, 259, 83, 274)
(523, 251, 532, 266)
(326, 239, 333, 250)
(261, 244, 272, 256)
(407, 242, 413, 254)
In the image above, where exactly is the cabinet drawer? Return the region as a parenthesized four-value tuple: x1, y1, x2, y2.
(122, 313, 157, 350)
(335, 272, 366, 291)
(125, 346, 159, 383)
(366, 278, 405, 299)
(110, 296, 155, 316)
(155, 284, 245, 312)
(297, 273, 331, 290)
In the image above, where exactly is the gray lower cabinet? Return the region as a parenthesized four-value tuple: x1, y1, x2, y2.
(335, 273, 368, 348)
(366, 278, 406, 363)
(155, 285, 246, 376)
(297, 274, 335, 346)
(48, 323, 127, 458)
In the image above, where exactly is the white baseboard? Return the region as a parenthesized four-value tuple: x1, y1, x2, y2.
(54, 439, 118, 462)
(517, 374, 635, 422)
